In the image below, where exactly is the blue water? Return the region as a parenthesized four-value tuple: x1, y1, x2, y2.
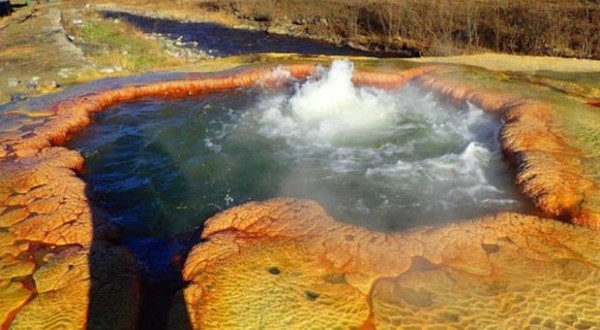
(66, 63, 527, 288)
(103, 11, 390, 57)
(69, 76, 524, 238)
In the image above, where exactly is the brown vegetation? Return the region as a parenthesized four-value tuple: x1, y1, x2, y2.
(199, 0, 600, 59)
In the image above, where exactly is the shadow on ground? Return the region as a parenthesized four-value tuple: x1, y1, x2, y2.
(83, 127, 196, 329)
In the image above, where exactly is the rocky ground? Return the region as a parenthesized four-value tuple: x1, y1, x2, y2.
(0, 2, 210, 105)
(1, 1, 600, 329)
(2, 1, 600, 107)
(0, 4, 90, 104)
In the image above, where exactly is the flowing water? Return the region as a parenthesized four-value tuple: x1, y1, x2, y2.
(67, 60, 527, 327)
(102, 11, 393, 57)
(69, 61, 524, 239)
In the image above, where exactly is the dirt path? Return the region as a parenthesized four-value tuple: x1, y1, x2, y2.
(0, 4, 95, 104)
(1, 2, 599, 107)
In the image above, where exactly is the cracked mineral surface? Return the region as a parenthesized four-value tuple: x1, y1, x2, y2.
(1, 62, 599, 328)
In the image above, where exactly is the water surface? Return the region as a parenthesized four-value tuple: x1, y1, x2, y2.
(69, 61, 524, 238)
(103, 11, 387, 57)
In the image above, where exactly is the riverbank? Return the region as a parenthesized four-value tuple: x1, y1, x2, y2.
(2, 2, 599, 107)
(2, 2, 600, 329)
(90, 0, 600, 60)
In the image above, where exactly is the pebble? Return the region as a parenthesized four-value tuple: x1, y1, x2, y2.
(26, 80, 38, 90)
(99, 67, 115, 74)
(17, 242, 29, 251)
(7, 78, 20, 87)
(10, 94, 28, 102)
(57, 68, 70, 78)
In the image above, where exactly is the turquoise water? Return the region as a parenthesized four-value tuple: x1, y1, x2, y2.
(68, 62, 524, 237)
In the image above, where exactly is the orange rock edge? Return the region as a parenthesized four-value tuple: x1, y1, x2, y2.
(182, 198, 600, 328)
(0, 64, 597, 328)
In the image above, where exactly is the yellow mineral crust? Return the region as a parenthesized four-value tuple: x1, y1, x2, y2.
(183, 199, 600, 329)
(0, 157, 137, 328)
(0, 64, 433, 328)
(415, 72, 600, 227)
(0, 62, 599, 328)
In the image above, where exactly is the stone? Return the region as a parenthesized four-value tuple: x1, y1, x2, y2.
(57, 69, 70, 78)
(7, 78, 19, 87)
(10, 94, 27, 102)
(26, 80, 38, 90)
(99, 67, 115, 74)
(1, 62, 599, 329)
(181, 199, 600, 329)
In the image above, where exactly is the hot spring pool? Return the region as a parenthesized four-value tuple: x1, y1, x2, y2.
(68, 61, 524, 239)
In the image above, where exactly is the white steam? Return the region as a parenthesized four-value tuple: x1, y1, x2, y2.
(214, 60, 519, 226)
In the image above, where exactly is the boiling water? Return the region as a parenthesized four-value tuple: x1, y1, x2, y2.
(69, 61, 523, 237)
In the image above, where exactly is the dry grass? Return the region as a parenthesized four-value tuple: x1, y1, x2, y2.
(0, 44, 36, 58)
(69, 0, 239, 26)
(62, 9, 188, 72)
(100, 0, 599, 59)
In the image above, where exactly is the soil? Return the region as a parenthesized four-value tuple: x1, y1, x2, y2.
(0, 4, 94, 104)
(1, 1, 599, 106)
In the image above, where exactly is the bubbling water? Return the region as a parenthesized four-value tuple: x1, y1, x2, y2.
(212, 60, 520, 229)
(71, 60, 522, 235)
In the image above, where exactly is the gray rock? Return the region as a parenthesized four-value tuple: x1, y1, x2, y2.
(7, 78, 19, 87)
(26, 80, 38, 90)
(99, 67, 115, 74)
(10, 94, 27, 102)
(57, 69, 70, 78)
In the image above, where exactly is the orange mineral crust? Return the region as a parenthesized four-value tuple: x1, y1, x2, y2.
(415, 72, 600, 227)
(182, 199, 600, 329)
(0, 146, 138, 329)
(2, 63, 598, 227)
(0, 64, 436, 328)
(0, 62, 599, 328)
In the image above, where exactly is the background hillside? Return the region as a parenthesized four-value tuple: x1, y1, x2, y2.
(105, 0, 599, 59)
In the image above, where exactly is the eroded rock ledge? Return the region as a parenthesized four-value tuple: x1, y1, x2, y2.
(0, 62, 599, 328)
(181, 198, 600, 329)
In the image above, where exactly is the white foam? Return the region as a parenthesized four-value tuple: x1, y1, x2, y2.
(246, 60, 517, 217)
(260, 60, 399, 143)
